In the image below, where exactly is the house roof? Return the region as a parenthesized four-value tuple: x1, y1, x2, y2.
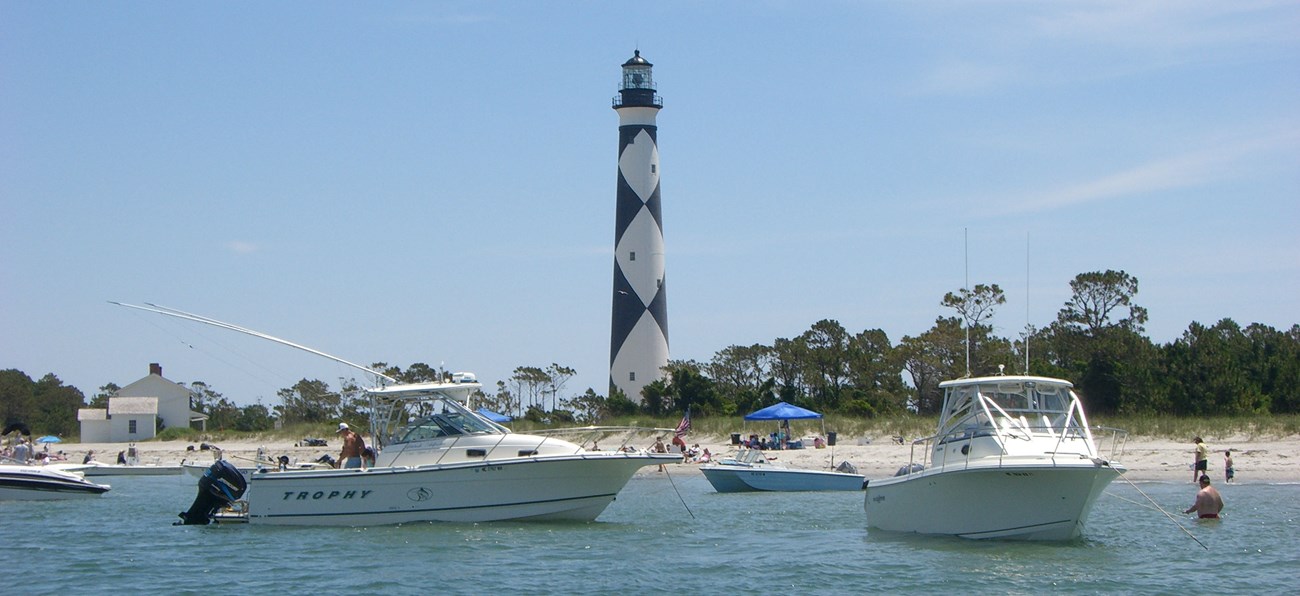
(109, 396, 159, 415)
(78, 408, 108, 421)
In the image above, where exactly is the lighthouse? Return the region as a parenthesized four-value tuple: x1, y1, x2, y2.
(609, 50, 668, 402)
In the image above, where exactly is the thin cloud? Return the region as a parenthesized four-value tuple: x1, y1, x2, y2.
(909, 60, 1016, 96)
(226, 240, 260, 254)
(1000, 129, 1300, 214)
(906, 1, 1300, 96)
(1030, 0, 1300, 50)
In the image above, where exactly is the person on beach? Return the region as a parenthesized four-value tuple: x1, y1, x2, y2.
(1224, 450, 1235, 483)
(1193, 437, 1209, 481)
(1184, 475, 1224, 519)
(336, 422, 365, 469)
(12, 438, 31, 464)
(652, 437, 667, 472)
(82, 450, 95, 464)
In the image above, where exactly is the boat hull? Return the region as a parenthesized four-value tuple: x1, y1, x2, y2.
(0, 465, 112, 500)
(239, 453, 676, 526)
(701, 465, 864, 492)
(864, 459, 1122, 540)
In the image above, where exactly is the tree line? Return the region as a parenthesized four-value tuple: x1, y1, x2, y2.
(3, 270, 1297, 436)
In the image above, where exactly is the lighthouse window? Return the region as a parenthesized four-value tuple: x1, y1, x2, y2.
(651, 164, 656, 174)
(629, 372, 636, 382)
(630, 251, 636, 261)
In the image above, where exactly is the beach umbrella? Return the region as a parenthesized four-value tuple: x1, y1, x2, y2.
(36, 435, 62, 443)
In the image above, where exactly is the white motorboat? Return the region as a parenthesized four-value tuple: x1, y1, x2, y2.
(0, 464, 112, 500)
(80, 445, 183, 476)
(863, 375, 1126, 540)
(81, 462, 184, 476)
(700, 449, 864, 492)
(179, 378, 680, 526)
(180, 460, 330, 478)
(181, 447, 333, 478)
(108, 303, 680, 527)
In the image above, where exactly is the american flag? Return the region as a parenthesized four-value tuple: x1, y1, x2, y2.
(674, 409, 691, 438)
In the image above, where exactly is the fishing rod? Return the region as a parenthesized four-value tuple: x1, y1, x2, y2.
(108, 301, 397, 383)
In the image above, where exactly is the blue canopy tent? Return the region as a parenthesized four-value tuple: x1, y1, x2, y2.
(748, 403, 826, 452)
(743, 402, 822, 421)
(475, 408, 513, 423)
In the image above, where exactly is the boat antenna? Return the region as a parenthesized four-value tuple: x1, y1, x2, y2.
(1024, 232, 1031, 374)
(109, 301, 397, 383)
(964, 228, 971, 377)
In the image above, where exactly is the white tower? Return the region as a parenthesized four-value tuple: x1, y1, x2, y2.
(609, 50, 668, 401)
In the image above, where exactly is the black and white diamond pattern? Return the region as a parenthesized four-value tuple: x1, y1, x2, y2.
(610, 119, 669, 400)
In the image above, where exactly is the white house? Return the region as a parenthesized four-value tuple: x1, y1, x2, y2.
(78, 363, 209, 442)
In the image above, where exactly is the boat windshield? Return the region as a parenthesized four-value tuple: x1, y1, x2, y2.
(939, 378, 1074, 437)
(378, 392, 504, 445)
(397, 411, 497, 442)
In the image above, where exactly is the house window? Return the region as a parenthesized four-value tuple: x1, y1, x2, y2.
(129, 420, 137, 434)
(630, 251, 636, 261)
(629, 372, 636, 382)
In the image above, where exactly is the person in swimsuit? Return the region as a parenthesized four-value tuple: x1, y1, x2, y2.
(336, 422, 365, 469)
(1224, 449, 1235, 483)
(1184, 475, 1224, 519)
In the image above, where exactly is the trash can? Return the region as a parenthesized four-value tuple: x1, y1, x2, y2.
(730, 433, 741, 445)
(827, 432, 837, 446)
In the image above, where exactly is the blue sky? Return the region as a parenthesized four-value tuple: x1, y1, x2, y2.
(3, 1, 1297, 407)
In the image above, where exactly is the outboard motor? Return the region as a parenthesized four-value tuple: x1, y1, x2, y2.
(176, 460, 248, 525)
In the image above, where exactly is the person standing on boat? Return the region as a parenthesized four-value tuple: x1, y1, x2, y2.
(1192, 437, 1209, 482)
(336, 423, 365, 469)
(1184, 475, 1224, 519)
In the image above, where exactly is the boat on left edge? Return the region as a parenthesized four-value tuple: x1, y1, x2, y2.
(177, 377, 681, 526)
(0, 464, 112, 500)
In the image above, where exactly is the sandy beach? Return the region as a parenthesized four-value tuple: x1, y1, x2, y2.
(59, 432, 1298, 484)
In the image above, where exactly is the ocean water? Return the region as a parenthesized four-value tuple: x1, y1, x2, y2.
(4, 473, 1296, 595)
